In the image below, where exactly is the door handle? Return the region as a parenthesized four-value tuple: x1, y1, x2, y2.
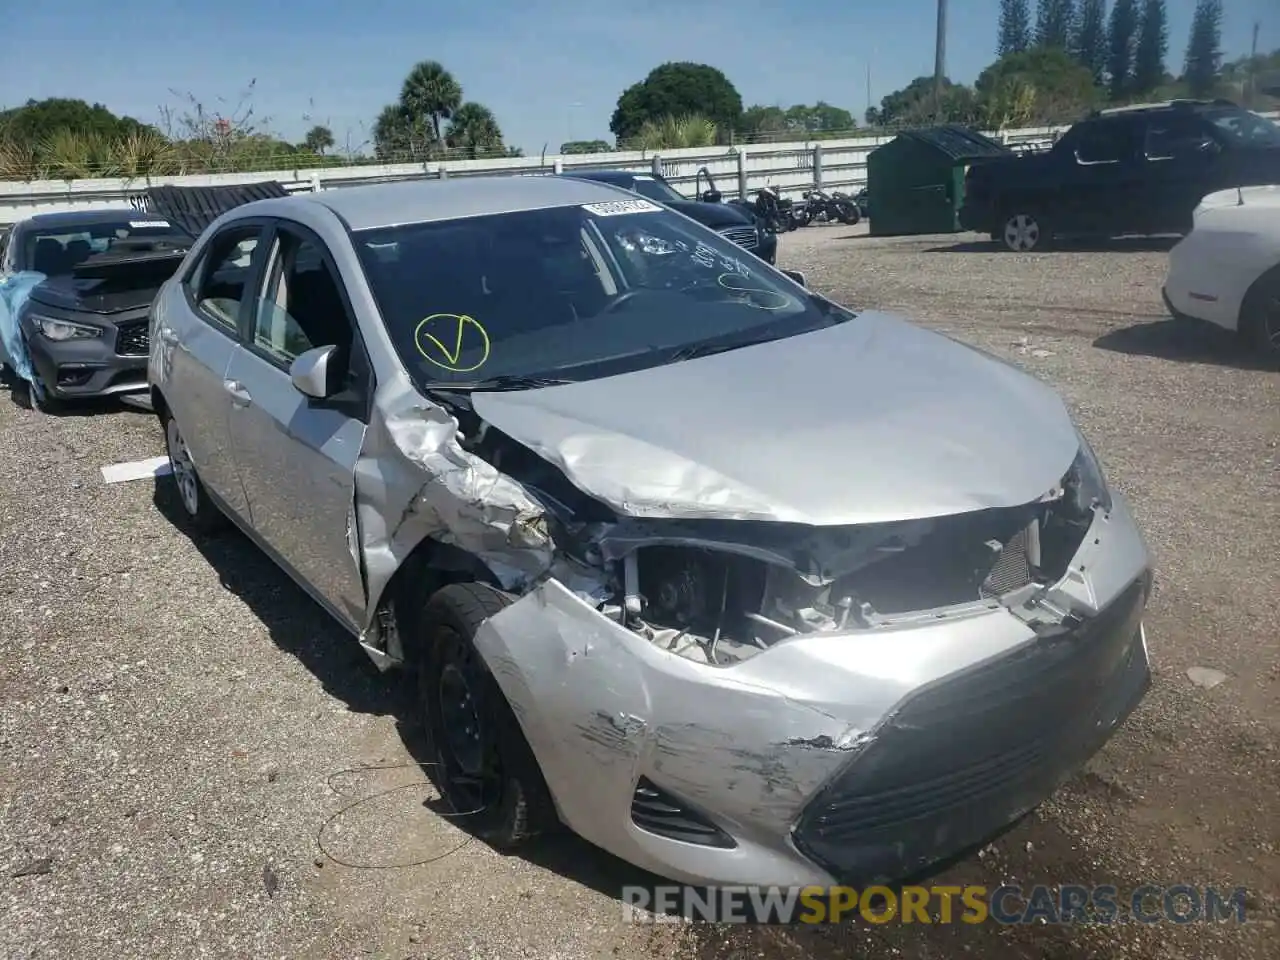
(223, 379, 252, 406)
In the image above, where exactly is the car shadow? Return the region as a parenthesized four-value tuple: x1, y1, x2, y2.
(3, 380, 153, 417)
(1094, 316, 1277, 370)
(924, 236, 1181, 254)
(151, 475, 396, 716)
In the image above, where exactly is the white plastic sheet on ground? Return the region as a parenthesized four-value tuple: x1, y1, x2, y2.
(0, 271, 47, 383)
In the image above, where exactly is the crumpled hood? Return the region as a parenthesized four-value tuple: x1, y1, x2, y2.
(471, 312, 1081, 525)
(29, 277, 160, 315)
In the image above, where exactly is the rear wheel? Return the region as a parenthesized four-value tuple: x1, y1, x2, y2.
(1239, 268, 1280, 361)
(416, 583, 557, 848)
(836, 202, 860, 225)
(1001, 211, 1048, 252)
(163, 412, 226, 533)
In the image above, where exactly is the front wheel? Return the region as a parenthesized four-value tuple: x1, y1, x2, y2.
(417, 583, 557, 848)
(1001, 212, 1048, 252)
(1239, 268, 1280, 361)
(163, 411, 226, 534)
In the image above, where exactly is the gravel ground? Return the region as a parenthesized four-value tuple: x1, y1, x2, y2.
(2, 223, 1276, 960)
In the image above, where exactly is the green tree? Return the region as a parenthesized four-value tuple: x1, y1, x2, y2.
(741, 105, 789, 135)
(1036, 0, 1077, 50)
(399, 60, 462, 143)
(0, 98, 154, 144)
(372, 103, 432, 160)
(1132, 0, 1168, 94)
(1072, 0, 1109, 84)
(560, 139, 612, 154)
(999, 0, 1033, 56)
(446, 102, 504, 158)
(1107, 0, 1139, 99)
(610, 63, 743, 143)
(785, 102, 856, 133)
(866, 76, 978, 126)
(1183, 0, 1223, 98)
(302, 124, 334, 155)
(976, 47, 1099, 122)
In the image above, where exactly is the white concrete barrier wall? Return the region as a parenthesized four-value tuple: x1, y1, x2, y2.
(1, 113, 1274, 224)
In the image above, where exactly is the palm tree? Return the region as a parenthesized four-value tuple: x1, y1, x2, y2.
(446, 102, 504, 157)
(399, 60, 462, 143)
(302, 124, 334, 155)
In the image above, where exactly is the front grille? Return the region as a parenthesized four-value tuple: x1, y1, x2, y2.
(718, 225, 758, 249)
(631, 777, 736, 848)
(793, 577, 1149, 883)
(115, 319, 149, 357)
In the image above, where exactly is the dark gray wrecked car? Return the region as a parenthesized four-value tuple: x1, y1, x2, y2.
(147, 175, 1153, 887)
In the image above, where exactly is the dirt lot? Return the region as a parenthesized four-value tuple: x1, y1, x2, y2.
(1, 224, 1276, 960)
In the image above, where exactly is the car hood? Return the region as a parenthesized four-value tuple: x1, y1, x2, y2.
(27, 275, 162, 315)
(470, 312, 1080, 525)
(665, 199, 756, 229)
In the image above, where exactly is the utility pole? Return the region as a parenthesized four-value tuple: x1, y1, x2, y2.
(866, 60, 872, 121)
(1247, 21, 1260, 107)
(934, 0, 948, 123)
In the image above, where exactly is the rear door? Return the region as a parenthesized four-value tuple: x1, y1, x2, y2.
(1138, 113, 1222, 233)
(1056, 118, 1145, 236)
(163, 221, 270, 520)
(221, 220, 372, 627)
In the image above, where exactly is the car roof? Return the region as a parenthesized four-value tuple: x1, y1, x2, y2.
(560, 169, 639, 184)
(291, 174, 633, 232)
(19, 208, 146, 230)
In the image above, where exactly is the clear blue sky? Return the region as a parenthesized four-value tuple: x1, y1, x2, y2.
(1, 0, 1274, 153)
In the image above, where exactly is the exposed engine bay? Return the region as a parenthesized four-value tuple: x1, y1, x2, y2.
(444, 395, 1100, 666)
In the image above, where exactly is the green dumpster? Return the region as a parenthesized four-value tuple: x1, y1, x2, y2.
(866, 125, 1012, 237)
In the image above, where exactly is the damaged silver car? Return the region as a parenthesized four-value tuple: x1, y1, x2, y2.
(147, 176, 1153, 888)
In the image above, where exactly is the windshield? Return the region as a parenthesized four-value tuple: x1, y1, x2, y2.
(22, 219, 189, 276)
(354, 199, 849, 391)
(627, 176, 687, 205)
(1203, 108, 1280, 147)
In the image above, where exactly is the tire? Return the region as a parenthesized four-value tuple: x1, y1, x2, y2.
(163, 411, 226, 534)
(27, 376, 65, 414)
(416, 582, 557, 848)
(836, 202, 860, 225)
(1000, 211, 1049, 252)
(1238, 267, 1280, 361)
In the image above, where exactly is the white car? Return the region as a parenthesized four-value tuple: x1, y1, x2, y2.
(1163, 185, 1280, 358)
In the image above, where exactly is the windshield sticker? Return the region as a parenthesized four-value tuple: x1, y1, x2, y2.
(717, 273, 795, 310)
(129, 220, 171, 229)
(414, 313, 491, 373)
(582, 198, 661, 217)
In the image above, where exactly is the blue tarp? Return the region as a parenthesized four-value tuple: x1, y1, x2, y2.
(0, 271, 46, 384)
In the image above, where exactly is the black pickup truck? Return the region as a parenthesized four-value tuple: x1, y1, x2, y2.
(960, 99, 1280, 252)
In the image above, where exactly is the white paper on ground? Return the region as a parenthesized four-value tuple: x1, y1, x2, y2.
(101, 455, 172, 484)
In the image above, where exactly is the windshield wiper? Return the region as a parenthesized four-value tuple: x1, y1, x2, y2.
(432, 374, 575, 392)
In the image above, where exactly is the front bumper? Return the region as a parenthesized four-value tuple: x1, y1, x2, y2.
(473, 493, 1153, 887)
(21, 315, 149, 399)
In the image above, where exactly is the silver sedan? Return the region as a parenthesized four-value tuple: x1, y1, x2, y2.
(148, 174, 1152, 888)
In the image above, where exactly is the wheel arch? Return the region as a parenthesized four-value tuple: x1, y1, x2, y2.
(1238, 262, 1280, 331)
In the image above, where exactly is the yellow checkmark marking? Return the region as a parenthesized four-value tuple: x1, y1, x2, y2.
(414, 313, 491, 372)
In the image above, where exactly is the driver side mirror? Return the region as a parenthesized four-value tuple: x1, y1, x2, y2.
(701, 189, 722, 203)
(290, 344, 342, 400)
(782, 269, 807, 288)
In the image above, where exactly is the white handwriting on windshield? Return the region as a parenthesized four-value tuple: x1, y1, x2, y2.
(689, 241, 751, 278)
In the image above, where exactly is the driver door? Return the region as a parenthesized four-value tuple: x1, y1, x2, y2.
(222, 221, 373, 628)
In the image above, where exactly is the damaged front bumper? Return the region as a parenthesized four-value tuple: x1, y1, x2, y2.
(471, 493, 1152, 888)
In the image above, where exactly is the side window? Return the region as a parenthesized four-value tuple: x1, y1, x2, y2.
(1073, 121, 1136, 164)
(252, 229, 354, 369)
(188, 226, 263, 333)
(1144, 116, 1215, 159)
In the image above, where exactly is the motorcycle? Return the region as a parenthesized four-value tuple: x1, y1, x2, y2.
(796, 188, 861, 226)
(750, 185, 798, 233)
